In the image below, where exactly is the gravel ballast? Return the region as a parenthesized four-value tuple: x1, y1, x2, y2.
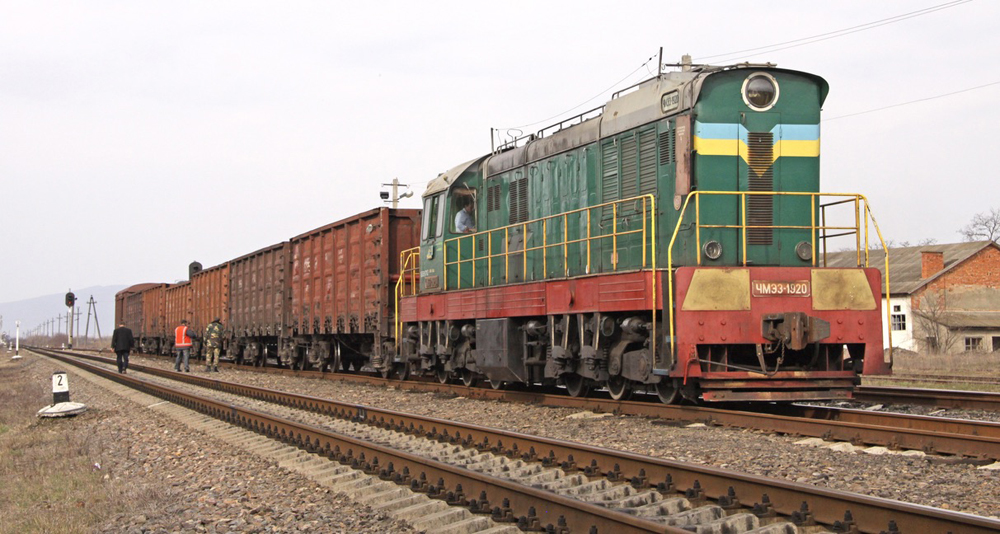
(126, 353, 1000, 519)
(5, 353, 412, 533)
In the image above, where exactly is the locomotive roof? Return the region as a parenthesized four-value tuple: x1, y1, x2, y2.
(425, 62, 827, 197)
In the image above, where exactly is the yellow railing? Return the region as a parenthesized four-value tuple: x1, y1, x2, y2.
(443, 195, 656, 290)
(394, 246, 420, 343)
(396, 195, 658, 365)
(665, 191, 892, 362)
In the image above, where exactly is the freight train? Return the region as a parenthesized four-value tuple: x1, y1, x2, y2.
(116, 57, 892, 403)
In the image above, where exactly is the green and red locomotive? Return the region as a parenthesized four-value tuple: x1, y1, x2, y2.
(391, 57, 891, 402)
(117, 57, 891, 403)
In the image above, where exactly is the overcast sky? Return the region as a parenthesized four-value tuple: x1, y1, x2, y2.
(1, 0, 997, 307)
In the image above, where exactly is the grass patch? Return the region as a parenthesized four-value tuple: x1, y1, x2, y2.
(0, 360, 159, 533)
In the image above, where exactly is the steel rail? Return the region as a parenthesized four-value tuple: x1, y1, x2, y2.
(32, 348, 678, 534)
(68, 350, 1000, 458)
(856, 386, 1000, 412)
(43, 348, 1000, 534)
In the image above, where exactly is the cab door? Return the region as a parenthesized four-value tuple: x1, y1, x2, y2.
(419, 193, 445, 293)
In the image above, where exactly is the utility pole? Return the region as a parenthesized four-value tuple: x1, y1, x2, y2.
(84, 295, 102, 340)
(380, 178, 413, 209)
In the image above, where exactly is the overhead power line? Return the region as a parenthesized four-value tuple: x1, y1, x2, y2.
(825, 80, 1000, 121)
(697, 0, 972, 63)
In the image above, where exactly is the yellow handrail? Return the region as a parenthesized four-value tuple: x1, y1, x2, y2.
(443, 195, 656, 289)
(394, 246, 420, 344)
(400, 194, 658, 364)
(665, 191, 891, 364)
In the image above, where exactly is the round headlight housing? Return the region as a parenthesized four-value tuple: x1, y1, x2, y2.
(795, 241, 813, 262)
(703, 240, 723, 260)
(742, 73, 779, 111)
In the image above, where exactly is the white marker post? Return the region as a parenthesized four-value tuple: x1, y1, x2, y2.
(37, 371, 87, 418)
(12, 320, 21, 360)
(52, 372, 70, 403)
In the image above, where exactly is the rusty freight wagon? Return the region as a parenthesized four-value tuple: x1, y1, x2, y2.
(279, 207, 420, 372)
(139, 283, 169, 353)
(189, 261, 230, 357)
(115, 283, 162, 349)
(164, 280, 192, 353)
(228, 242, 290, 366)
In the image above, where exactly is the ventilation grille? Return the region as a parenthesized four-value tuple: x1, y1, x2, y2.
(508, 177, 528, 225)
(486, 184, 501, 212)
(621, 136, 637, 199)
(638, 130, 657, 196)
(746, 132, 774, 245)
(658, 128, 674, 166)
(601, 143, 619, 222)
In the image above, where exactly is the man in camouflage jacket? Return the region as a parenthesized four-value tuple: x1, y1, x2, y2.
(203, 318, 223, 372)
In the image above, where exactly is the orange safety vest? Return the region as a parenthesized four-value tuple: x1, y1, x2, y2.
(174, 325, 192, 348)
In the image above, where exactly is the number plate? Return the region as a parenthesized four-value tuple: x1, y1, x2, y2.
(751, 280, 811, 297)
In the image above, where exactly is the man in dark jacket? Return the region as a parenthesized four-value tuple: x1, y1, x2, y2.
(111, 322, 134, 373)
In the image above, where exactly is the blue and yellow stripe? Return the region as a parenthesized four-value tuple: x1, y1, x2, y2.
(693, 121, 820, 161)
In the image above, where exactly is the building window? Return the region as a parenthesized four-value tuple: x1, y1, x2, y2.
(890, 314, 906, 331)
(965, 337, 983, 352)
(892, 305, 901, 312)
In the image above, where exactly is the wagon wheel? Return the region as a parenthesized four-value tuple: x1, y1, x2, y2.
(330, 344, 342, 374)
(460, 369, 477, 388)
(655, 379, 680, 405)
(487, 378, 505, 390)
(379, 343, 395, 379)
(435, 367, 450, 384)
(606, 376, 633, 401)
(563, 374, 590, 398)
(396, 362, 410, 381)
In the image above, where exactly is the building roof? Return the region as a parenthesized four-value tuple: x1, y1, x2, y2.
(823, 240, 999, 295)
(930, 311, 1000, 329)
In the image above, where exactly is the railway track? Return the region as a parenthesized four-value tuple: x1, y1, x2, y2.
(855, 386, 1000, 412)
(75, 349, 1000, 460)
(34, 347, 1000, 533)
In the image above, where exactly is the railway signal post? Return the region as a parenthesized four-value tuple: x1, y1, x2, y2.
(12, 320, 21, 360)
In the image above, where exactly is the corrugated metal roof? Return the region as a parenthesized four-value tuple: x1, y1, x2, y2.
(823, 241, 998, 295)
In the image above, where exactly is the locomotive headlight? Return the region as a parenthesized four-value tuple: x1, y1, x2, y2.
(703, 240, 723, 260)
(742, 73, 779, 111)
(795, 241, 813, 261)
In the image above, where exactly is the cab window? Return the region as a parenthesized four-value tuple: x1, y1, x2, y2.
(451, 191, 477, 234)
(421, 194, 442, 240)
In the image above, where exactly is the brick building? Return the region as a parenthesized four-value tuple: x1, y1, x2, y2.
(826, 241, 1000, 353)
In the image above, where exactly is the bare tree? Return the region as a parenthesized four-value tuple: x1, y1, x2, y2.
(912, 288, 960, 354)
(960, 208, 1000, 242)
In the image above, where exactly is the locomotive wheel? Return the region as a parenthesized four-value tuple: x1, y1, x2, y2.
(606, 376, 633, 401)
(460, 369, 477, 387)
(435, 367, 449, 384)
(488, 378, 505, 390)
(563, 374, 590, 398)
(380, 365, 393, 379)
(655, 380, 680, 405)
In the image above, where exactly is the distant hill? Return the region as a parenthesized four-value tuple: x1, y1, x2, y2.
(0, 285, 126, 342)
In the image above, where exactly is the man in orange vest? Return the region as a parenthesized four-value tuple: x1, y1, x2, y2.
(174, 319, 198, 372)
